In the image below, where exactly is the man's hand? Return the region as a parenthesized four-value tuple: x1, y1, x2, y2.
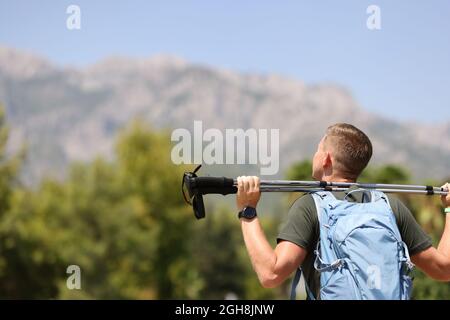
(442, 183, 450, 208)
(236, 176, 261, 211)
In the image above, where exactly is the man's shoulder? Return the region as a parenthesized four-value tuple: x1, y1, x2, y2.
(289, 193, 317, 212)
(385, 193, 402, 204)
(384, 193, 409, 218)
(287, 193, 319, 223)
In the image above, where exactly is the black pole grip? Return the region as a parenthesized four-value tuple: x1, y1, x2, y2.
(193, 176, 237, 195)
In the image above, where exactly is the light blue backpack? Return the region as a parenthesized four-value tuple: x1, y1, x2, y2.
(290, 189, 414, 300)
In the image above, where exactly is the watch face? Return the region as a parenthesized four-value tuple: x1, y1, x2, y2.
(242, 207, 257, 219)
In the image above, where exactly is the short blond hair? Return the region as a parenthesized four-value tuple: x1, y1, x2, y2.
(324, 123, 372, 179)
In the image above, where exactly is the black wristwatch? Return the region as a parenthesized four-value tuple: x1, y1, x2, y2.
(238, 206, 257, 220)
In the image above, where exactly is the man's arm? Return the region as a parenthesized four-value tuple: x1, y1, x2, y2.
(412, 183, 450, 281)
(241, 218, 307, 288)
(237, 176, 307, 288)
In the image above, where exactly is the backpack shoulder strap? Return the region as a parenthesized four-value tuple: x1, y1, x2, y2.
(290, 268, 302, 300)
(291, 191, 339, 300)
(369, 190, 404, 239)
(369, 189, 387, 203)
(289, 192, 334, 300)
(310, 191, 337, 222)
(290, 268, 316, 300)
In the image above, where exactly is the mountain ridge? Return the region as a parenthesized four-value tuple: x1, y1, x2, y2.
(0, 46, 448, 183)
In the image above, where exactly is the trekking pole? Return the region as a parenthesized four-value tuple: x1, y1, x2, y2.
(258, 180, 446, 193)
(182, 166, 449, 219)
(257, 186, 448, 195)
(256, 183, 447, 195)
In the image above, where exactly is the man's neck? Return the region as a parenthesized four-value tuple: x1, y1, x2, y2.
(322, 176, 356, 183)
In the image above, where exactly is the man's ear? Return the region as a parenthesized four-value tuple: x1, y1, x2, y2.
(322, 152, 332, 168)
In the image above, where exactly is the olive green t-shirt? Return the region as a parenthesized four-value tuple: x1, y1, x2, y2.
(277, 187, 432, 298)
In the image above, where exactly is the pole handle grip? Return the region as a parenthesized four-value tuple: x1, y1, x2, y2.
(193, 176, 237, 195)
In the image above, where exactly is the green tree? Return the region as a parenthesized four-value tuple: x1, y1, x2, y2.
(191, 206, 284, 299)
(0, 119, 200, 299)
(359, 164, 411, 184)
(191, 207, 248, 299)
(0, 107, 23, 214)
(286, 160, 312, 181)
(114, 121, 198, 298)
(0, 106, 31, 298)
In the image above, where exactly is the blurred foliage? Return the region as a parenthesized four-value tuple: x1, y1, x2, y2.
(360, 164, 411, 184)
(1, 119, 196, 299)
(286, 160, 313, 181)
(0, 110, 284, 299)
(0, 102, 448, 299)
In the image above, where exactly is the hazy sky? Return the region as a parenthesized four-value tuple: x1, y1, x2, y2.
(1, 0, 449, 123)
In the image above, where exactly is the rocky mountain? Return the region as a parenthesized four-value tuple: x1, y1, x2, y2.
(0, 46, 449, 184)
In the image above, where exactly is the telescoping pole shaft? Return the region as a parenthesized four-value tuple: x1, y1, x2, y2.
(231, 179, 448, 195)
(257, 186, 448, 196)
(260, 180, 445, 192)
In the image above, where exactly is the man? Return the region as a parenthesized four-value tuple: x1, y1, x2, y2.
(237, 123, 450, 298)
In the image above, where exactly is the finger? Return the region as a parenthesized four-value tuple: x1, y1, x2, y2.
(441, 183, 449, 203)
(248, 176, 256, 192)
(243, 176, 251, 193)
(254, 176, 260, 193)
(237, 176, 243, 194)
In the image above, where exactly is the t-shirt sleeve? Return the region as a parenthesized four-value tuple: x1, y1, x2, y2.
(276, 194, 318, 251)
(387, 195, 433, 255)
